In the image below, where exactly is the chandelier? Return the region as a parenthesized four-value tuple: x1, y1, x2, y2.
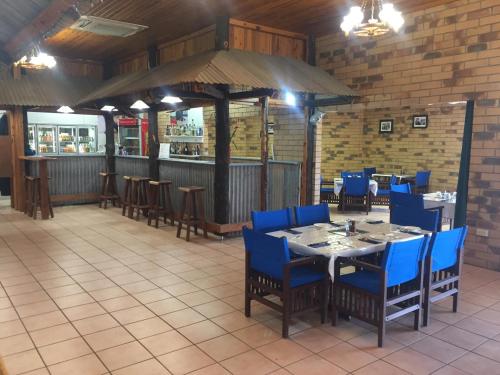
(340, 0, 404, 37)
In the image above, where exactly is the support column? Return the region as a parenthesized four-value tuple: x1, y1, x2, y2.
(260, 96, 269, 211)
(214, 90, 230, 224)
(147, 108, 160, 181)
(104, 112, 116, 173)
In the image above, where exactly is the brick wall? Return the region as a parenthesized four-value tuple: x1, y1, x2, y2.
(316, 0, 500, 270)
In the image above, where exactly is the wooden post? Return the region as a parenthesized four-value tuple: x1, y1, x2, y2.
(300, 107, 310, 206)
(8, 107, 25, 210)
(214, 89, 230, 224)
(260, 96, 269, 211)
(104, 112, 115, 173)
(148, 108, 160, 181)
(215, 15, 230, 51)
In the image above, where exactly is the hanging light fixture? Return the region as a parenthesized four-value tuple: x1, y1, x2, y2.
(130, 100, 150, 110)
(57, 106, 74, 113)
(161, 96, 183, 104)
(341, 1, 404, 37)
(101, 105, 116, 112)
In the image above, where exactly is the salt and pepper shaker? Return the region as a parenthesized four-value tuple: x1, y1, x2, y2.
(350, 220, 356, 233)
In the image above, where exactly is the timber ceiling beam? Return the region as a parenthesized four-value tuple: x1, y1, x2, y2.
(5, 0, 78, 60)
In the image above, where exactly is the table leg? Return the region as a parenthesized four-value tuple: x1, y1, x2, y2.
(39, 160, 51, 220)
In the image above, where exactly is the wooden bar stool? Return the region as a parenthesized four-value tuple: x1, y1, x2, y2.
(99, 172, 121, 209)
(29, 177, 54, 220)
(128, 176, 150, 220)
(24, 176, 36, 217)
(176, 186, 207, 241)
(148, 180, 175, 228)
(122, 176, 132, 216)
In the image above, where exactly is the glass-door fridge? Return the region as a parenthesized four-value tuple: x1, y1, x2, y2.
(28, 125, 36, 151)
(78, 126, 97, 154)
(58, 126, 77, 154)
(37, 126, 57, 154)
(119, 125, 141, 156)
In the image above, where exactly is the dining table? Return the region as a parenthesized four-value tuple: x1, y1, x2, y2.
(268, 220, 429, 278)
(423, 192, 456, 228)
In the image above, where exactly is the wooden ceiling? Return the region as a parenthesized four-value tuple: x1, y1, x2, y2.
(5, 0, 458, 62)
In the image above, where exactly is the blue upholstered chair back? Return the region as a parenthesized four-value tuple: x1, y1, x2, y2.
(341, 171, 365, 178)
(389, 175, 398, 185)
(295, 203, 330, 226)
(416, 171, 431, 187)
(251, 208, 293, 233)
(364, 167, 377, 177)
(429, 226, 468, 272)
(382, 236, 429, 287)
(391, 205, 439, 232)
(243, 227, 290, 280)
(391, 183, 412, 194)
(344, 176, 369, 196)
(390, 191, 424, 209)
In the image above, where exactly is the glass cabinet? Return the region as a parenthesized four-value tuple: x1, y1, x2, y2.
(37, 126, 57, 154)
(78, 126, 97, 154)
(119, 126, 141, 156)
(58, 126, 77, 154)
(28, 125, 36, 151)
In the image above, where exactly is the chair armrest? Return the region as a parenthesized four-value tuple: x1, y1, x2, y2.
(287, 255, 324, 269)
(343, 258, 383, 272)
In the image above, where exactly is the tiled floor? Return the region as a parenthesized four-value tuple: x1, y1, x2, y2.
(0, 203, 500, 374)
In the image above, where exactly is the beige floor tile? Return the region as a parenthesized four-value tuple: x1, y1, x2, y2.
(454, 316, 500, 339)
(125, 316, 172, 339)
(140, 330, 191, 356)
(257, 339, 312, 367)
(121, 280, 157, 294)
(347, 331, 404, 358)
(99, 295, 140, 312)
(63, 302, 106, 321)
(472, 339, 500, 362)
(319, 342, 378, 372)
(286, 355, 347, 375)
(353, 360, 409, 375)
(291, 327, 341, 353)
(432, 365, 469, 375)
(72, 313, 120, 335)
(177, 291, 217, 307)
(0, 319, 26, 338)
(320, 320, 371, 341)
(211, 311, 258, 332)
(22, 368, 51, 375)
(46, 284, 84, 299)
(134, 289, 172, 304)
(38, 337, 92, 365)
(22, 310, 68, 331)
(0, 332, 34, 356)
(197, 334, 250, 361)
(384, 348, 445, 375)
(89, 287, 128, 301)
(53, 292, 95, 309)
(0, 307, 20, 323)
(85, 326, 135, 351)
(97, 341, 152, 371)
(15, 300, 58, 318)
(9, 291, 50, 306)
(158, 345, 214, 375)
(474, 308, 500, 325)
(233, 323, 282, 347)
(147, 298, 188, 315)
(30, 322, 79, 346)
(112, 358, 171, 375)
(193, 300, 235, 318)
(411, 336, 467, 364)
(178, 320, 227, 344)
(220, 350, 280, 375)
(205, 285, 241, 299)
(188, 363, 230, 375)
(112, 305, 155, 325)
(163, 282, 200, 297)
(48, 353, 108, 375)
(3, 349, 45, 375)
(451, 352, 500, 374)
(432, 326, 487, 350)
(162, 308, 206, 328)
(385, 323, 428, 346)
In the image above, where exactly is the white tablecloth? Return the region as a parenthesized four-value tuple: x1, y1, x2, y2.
(269, 222, 426, 278)
(333, 178, 378, 196)
(423, 193, 456, 227)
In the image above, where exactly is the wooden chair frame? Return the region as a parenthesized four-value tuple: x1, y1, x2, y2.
(245, 254, 329, 338)
(332, 257, 425, 347)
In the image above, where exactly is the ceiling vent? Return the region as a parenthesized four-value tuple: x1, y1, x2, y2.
(70, 16, 148, 37)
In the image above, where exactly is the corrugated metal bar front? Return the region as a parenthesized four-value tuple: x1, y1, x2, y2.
(159, 159, 215, 222)
(228, 163, 261, 223)
(115, 156, 150, 194)
(268, 161, 301, 210)
(29, 155, 106, 204)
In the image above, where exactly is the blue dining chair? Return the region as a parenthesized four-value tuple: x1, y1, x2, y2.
(390, 205, 440, 232)
(413, 170, 431, 194)
(243, 227, 328, 337)
(320, 176, 337, 203)
(251, 208, 293, 233)
(390, 192, 443, 231)
(376, 175, 397, 205)
(363, 167, 377, 178)
(342, 176, 370, 214)
(332, 235, 430, 347)
(423, 226, 468, 326)
(391, 183, 412, 194)
(341, 171, 365, 178)
(294, 203, 330, 226)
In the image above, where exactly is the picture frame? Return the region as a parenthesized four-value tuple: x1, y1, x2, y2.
(413, 115, 428, 128)
(379, 119, 393, 133)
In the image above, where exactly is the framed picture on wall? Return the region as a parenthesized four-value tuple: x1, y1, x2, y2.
(413, 115, 428, 128)
(379, 119, 393, 133)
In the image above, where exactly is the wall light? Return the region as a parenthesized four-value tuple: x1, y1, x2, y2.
(285, 92, 297, 106)
(130, 100, 150, 110)
(161, 96, 183, 104)
(57, 106, 74, 113)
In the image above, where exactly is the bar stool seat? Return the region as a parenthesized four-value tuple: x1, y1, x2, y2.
(176, 186, 208, 241)
(128, 176, 151, 220)
(148, 180, 175, 228)
(99, 172, 121, 209)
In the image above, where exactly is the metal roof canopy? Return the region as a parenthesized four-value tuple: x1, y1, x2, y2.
(0, 71, 100, 107)
(79, 49, 357, 105)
